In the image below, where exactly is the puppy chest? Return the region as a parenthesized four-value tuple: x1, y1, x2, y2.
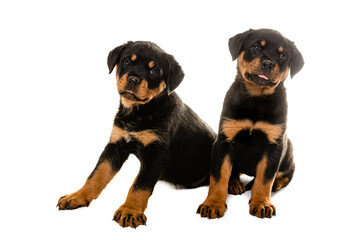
(221, 118, 284, 144)
(110, 125, 160, 147)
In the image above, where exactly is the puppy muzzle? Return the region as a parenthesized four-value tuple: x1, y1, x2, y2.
(127, 74, 141, 88)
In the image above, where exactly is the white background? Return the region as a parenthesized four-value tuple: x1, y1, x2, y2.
(1, 0, 359, 239)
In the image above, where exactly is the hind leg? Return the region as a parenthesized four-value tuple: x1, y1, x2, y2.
(273, 139, 295, 192)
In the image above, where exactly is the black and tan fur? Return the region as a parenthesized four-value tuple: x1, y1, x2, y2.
(197, 29, 304, 219)
(58, 41, 216, 228)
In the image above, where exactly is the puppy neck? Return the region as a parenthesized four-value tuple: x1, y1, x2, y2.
(119, 91, 169, 115)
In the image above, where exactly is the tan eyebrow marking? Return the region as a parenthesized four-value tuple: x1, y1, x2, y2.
(148, 61, 155, 69)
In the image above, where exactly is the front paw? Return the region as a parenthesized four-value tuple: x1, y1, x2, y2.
(113, 206, 147, 228)
(249, 199, 276, 218)
(197, 200, 227, 219)
(57, 191, 90, 210)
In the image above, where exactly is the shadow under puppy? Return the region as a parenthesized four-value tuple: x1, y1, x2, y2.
(198, 29, 304, 219)
(58, 41, 216, 228)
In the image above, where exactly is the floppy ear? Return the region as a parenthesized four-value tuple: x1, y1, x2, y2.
(290, 43, 304, 78)
(107, 41, 132, 74)
(166, 55, 185, 94)
(228, 29, 253, 61)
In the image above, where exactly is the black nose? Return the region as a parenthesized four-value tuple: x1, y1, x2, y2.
(127, 76, 141, 87)
(261, 60, 274, 70)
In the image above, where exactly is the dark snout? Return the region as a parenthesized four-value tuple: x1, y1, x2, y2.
(127, 75, 141, 87)
(261, 60, 274, 71)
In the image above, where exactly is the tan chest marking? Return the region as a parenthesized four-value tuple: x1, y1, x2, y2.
(130, 130, 160, 147)
(221, 118, 284, 144)
(110, 125, 160, 146)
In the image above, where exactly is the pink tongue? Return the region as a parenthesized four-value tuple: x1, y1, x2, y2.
(258, 74, 269, 80)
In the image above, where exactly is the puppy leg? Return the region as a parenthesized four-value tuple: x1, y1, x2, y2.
(249, 155, 277, 218)
(113, 146, 166, 228)
(273, 139, 295, 192)
(58, 143, 129, 210)
(113, 178, 151, 228)
(197, 141, 232, 219)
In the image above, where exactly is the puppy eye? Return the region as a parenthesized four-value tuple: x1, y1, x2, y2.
(150, 68, 159, 77)
(251, 43, 261, 54)
(280, 53, 287, 60)
(123, 59, 131, 66)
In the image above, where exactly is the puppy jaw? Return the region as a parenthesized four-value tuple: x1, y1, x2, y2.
(237, 52, 289, 96)
(115, 66, 166, 109)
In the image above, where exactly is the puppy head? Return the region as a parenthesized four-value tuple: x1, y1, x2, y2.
(107, 41, 184, 108)
(229, 29, 304, 95)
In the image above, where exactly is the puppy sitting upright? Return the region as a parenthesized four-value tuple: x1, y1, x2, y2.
(58, 41, 216, 228)
(198, 29, 304, 219)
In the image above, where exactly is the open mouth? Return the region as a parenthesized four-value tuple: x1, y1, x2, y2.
(245, 73, 276, 87)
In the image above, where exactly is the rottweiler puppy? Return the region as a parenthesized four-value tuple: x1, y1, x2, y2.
(58, 41, 216, 228)
(197, 29, 304, 219)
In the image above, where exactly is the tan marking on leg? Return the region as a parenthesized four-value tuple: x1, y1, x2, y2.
(249, 156, 276, 218)
(274, 177, 289, 191)
(58, 161, 117, 210)
(276, 171, 284, 178)
(113, 177, 152, 228)
(197, 155, 232, 219)
(274, 171, 289, 192)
